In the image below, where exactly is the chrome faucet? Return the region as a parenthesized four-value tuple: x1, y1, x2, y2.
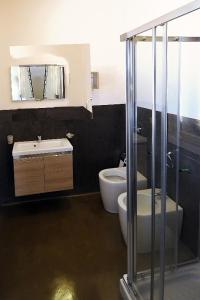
(37, 136, 42, 142)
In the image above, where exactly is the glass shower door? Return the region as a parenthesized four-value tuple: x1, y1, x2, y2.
(163, 9, 200, 300)
(122, 6, 200, 299)
(125, 27, 165, 300)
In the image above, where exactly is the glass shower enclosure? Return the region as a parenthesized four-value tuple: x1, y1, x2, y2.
(120, 1, 200, 299)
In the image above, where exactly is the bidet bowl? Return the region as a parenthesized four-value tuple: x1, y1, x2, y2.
(118, 189, 183, 253)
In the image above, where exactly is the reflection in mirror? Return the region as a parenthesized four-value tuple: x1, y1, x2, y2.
(11, 64, 65, 101)
(9, 44, 92, 112)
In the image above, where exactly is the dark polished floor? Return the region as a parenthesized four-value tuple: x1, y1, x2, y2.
(0, 193, 126, 300)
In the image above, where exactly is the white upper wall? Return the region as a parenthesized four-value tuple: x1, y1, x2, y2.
(0, 0, 193, 110)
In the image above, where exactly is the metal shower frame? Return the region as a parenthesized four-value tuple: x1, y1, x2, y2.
(119, 1, 200, 299)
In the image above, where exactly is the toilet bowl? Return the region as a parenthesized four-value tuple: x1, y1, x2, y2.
(99, 167, 147, 213)
(118, 189, 183, 253)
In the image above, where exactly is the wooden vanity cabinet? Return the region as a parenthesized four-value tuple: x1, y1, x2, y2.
(14, 153, 73, 197)
(44, 154, 73, 193)
(14, 157, 44, 196)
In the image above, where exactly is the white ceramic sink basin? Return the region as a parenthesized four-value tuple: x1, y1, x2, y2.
(12, 138, 73, 158)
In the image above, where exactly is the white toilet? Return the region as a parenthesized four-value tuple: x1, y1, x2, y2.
(118, 189, 183, 253)
(99, 167, 147, 213)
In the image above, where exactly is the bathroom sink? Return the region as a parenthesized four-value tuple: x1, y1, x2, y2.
(12, 138, 73, 158)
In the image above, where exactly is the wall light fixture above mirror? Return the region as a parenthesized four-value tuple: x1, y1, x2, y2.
(11, 64, 65, 101)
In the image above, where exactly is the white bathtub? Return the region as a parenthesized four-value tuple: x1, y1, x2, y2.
(118, 189, 183, 253)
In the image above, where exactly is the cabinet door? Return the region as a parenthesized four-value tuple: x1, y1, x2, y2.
(14, 157, 44, 196)
(44, 153, 73, 193)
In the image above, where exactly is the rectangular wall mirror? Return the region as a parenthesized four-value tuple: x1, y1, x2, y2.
(9, 44, 92, 112)
(11, 64, 65, 101)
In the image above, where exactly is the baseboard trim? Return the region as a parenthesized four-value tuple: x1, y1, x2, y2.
(1, 191, 100, 207)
